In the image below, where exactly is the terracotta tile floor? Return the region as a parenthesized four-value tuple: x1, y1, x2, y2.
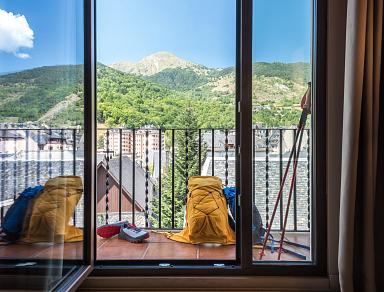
(96, 231, 310, 261)
(0, 241, 83, 260)
(0, 231, 310, 262)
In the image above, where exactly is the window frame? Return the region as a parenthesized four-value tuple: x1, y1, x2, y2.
(0, 0, 95, 289)
(0, 0, 327, 279)
(90, 0, 327, 276)
(0, 0, 327, 277)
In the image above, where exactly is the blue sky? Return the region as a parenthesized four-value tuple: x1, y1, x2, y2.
(98, 0, 311, 67)
(0, 0, 311, 73)
(0, 0, 83, 73)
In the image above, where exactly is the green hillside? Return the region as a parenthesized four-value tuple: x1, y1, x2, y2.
(0, 60, 310, 128)
(0, 65, 83, 123)
(145, 68, 209, 91)
(253, 62, 311, 84)
(97, 64, 234, 128)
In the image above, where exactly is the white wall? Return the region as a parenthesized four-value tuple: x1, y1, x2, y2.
(327, 0, 347, 288)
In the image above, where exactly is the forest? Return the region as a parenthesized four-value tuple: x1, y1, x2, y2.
(0, 61, 310, 129)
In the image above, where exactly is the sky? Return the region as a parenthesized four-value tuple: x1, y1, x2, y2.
(0, 0, 83, 73)
(0, 0, 311, 73)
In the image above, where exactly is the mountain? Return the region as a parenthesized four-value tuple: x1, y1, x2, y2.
(145, 68, 210, 91)
(0, 65, 83, 124)
(0, 54, 311, 128)
(111, 52, 310, 99)
(253, 62, 311, 84)
(110, 51, 210, 76)
(38, 93, 82, 126)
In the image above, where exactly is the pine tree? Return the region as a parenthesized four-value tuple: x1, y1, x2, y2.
(151, 104, 206, 228)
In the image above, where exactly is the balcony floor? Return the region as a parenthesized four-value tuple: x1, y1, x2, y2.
(0, 231, 310, 262)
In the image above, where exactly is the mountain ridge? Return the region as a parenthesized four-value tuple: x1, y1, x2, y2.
(110, 51, 210, 76)
(0, 58, 310, 127)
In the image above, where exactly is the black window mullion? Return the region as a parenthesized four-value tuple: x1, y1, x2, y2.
(83, 0, 96, 267)
(239, 0, 253, 271)
(311, 0, 328, 275)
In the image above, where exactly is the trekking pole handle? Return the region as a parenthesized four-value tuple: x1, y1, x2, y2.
(298, 82, 311, 128)
(301, 82, 312, 113)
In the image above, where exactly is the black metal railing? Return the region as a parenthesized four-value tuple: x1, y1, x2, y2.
(0, 127, 311, 233)
(0, 128, 84, 227)
(96, 127, 311, 232)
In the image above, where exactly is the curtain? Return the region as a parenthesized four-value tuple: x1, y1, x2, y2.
(339, 0, 384, 291)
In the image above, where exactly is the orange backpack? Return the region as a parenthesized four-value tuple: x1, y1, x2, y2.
(168, 176, 235, 245)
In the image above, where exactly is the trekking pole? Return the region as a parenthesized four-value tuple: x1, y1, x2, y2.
(259, 83, 311, 260)
(277, 125, 304, 259)
(258, 125, 303, 259)
(277, 82, 311, 260)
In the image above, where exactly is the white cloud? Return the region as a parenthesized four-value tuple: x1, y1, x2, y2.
(15, 52, 31, 59)
(0, 9, 34, 59)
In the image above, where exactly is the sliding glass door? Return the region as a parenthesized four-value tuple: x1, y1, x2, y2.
(0, 0, 93, 290)
(0, 0, 326, 286)
(96, 0, 238, 263)
(251, 0, 313, 263)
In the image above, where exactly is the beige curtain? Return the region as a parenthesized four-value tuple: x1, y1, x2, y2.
(339, 0, 383, 291)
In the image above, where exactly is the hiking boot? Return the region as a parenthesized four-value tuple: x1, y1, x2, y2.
(118, 224, 149, 243)
(97, 221, 128, 238)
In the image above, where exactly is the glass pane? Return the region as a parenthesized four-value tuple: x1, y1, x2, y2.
(0, 0, 86, 289)
(96, 0, 237, 261)
(252, 0, 312, 262)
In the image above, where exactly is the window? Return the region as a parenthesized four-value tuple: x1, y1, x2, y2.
(0, 0, 326, 287)
(252, 0, 312, 262)
(0, 0, 91, 290)
(96, 0, 237, 262)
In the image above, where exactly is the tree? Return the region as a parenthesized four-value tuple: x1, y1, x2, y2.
(151, 104, 207, 228)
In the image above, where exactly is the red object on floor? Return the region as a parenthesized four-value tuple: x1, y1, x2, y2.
(97, 221, 127, 239)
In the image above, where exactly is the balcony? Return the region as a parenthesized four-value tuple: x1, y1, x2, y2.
(0, 127, 311, 262)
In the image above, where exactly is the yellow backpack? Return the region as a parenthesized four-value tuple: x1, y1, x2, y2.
(20, 176, 83, 243)
(168, 176, 235, 245)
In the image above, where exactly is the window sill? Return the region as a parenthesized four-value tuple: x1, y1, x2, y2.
(79, 276, 333, 291)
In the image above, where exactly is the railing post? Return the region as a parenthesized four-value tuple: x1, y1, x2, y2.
(25, 130, 29, 188)
(198, 129, 202, 175)
(60, 129, 64, 176)
(158, 129, 162, 228)
(171, 129, 175, 229)
(211, 129, 215, 176)
(279, 129, 283, 230)
(119, 129, 123, 221)
(0, 207, 3, 227)
(37, 129, 41, 184)
(72, 128, 77, 226)
(225, 129, 229, 186)
(144, 130, 149, 228)
(132, 129, 136, 225)
(13, 134, 17, 197)
(252, 128, 255, 213)
(265, 129, 269, 228)
(105, 129, 110, 225)
(307, 129, 311, 230)
(1, 134, 4, 198)
(184, 130, 189, 200)
(48, 129, 52, 178)
(293, 128, 298, 231)
(73, 129, 77, 176)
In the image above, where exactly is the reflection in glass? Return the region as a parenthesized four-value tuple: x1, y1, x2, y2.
(0, 0, 85, 289)
(252, 0, 312, 262)
(96, 0, 237, 261)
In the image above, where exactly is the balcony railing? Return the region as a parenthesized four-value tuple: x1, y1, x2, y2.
(0, 127, 311, 232)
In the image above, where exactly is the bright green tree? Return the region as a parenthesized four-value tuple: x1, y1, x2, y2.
(151, 104, 207, 228)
